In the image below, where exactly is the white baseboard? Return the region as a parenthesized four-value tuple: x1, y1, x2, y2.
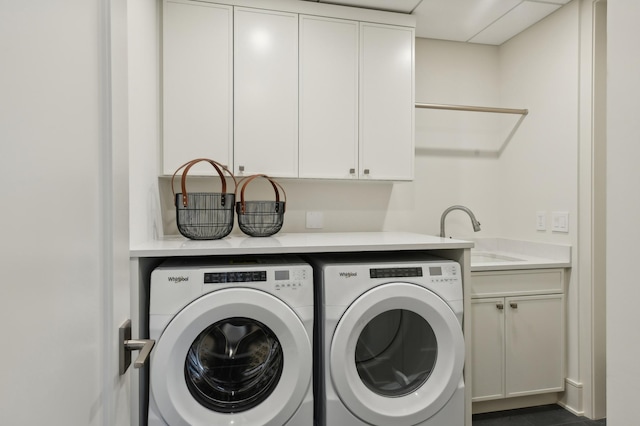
(558, 378, 584, 416)
(472, 393, 559, 414)
(471, 378, 585, 417)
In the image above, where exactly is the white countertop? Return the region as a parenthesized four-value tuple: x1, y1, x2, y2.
(470, 238, 571, 271)
(130, 231, 474, 257)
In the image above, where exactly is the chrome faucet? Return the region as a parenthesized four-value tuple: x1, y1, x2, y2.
(440, 205, 481, 238)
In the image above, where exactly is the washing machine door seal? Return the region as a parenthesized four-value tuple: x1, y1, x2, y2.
(151, 288, 312, 426)
(330, 282, 464, 426)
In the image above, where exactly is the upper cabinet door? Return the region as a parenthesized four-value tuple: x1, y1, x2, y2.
(162, 1, 233, 175)
(234, 8, 299, 178)
(360, 23, 414, 181)
(299, 15, 359, 179)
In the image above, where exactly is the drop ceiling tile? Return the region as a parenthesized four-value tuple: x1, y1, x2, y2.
(469, 1, 561, 45)
(319, 0, 422, 13)
(413, 0, 522, 41)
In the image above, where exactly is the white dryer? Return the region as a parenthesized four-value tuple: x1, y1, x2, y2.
(309, 252, 465, 426)
(148, 255, 313, 426)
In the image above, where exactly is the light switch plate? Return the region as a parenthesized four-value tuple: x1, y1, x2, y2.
(551, 211, 569, 233)
(536, 211, 546, 231)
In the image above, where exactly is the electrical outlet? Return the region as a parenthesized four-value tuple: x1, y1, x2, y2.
(536, 211, 546, 231)
(551, 211, 569, 233)
(306, 211, 324, 229)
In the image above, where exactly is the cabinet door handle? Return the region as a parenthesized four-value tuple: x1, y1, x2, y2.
(496, 303, 504, 310)
(510, 302, 518, 309)
(349, 168, 355, 174)
(363, 168, 370, 175)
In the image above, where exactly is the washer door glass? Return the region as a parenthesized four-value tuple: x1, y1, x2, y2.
(355, 309, 436, 397)
(185, 317, 284, 413)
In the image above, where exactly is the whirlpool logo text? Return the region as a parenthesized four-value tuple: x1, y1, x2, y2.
(338, 272, 357, 278)
(168, 276, 189, 283)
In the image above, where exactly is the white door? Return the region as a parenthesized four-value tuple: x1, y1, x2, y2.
(150, 289, 312, 426)
(0, 2, 131, 425)
(330, 283, 464, 426)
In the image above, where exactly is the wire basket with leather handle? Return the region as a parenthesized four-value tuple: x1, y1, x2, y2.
(172, 158, 237, 240)
(235, 174, 286, 237)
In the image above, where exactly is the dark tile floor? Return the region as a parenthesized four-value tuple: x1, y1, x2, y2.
(472, 404, 606, 426)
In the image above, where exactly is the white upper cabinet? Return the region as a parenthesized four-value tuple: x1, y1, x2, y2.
(161, 0, 414, 180)
(162, 1, 233, 175)
(234, 8, 299, 178)
(360, 23, 414, 181)
(299, 15, 359, 179)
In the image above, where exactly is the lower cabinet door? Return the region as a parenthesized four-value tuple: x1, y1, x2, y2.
(471, 298, 505, 401)
(472, 293, 565, 402)
(505, 294, 565, 397)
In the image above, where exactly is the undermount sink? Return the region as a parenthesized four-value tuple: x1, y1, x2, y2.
(471, 251, 524, 263)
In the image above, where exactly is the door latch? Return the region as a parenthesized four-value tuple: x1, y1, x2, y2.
(119, 319, 155, 375)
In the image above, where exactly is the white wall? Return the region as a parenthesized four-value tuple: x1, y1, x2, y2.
(497, 3, 579, 247)
(606, 0, 640, 424)
(387, 4, 581, 245)
(497, 1, 582, 405)
(384, 39, 504, 238)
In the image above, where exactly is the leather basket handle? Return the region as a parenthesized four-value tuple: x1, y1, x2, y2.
(236, 174, 287, 214)
(171, 158, 236, 207)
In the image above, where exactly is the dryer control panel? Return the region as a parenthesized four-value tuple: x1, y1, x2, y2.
(424, 263, 460, 284)
(369, 263, 460, 285)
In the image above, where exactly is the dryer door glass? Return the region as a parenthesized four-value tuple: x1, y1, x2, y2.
(184, 317, 284, 413)
(355, 309, 437, 397)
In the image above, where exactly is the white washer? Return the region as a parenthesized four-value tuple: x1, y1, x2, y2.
(309, 252, 465, 426)
(148, 255, 313, 426)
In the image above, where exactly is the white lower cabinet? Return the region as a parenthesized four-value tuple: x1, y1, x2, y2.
(471, 270, 565, 402)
